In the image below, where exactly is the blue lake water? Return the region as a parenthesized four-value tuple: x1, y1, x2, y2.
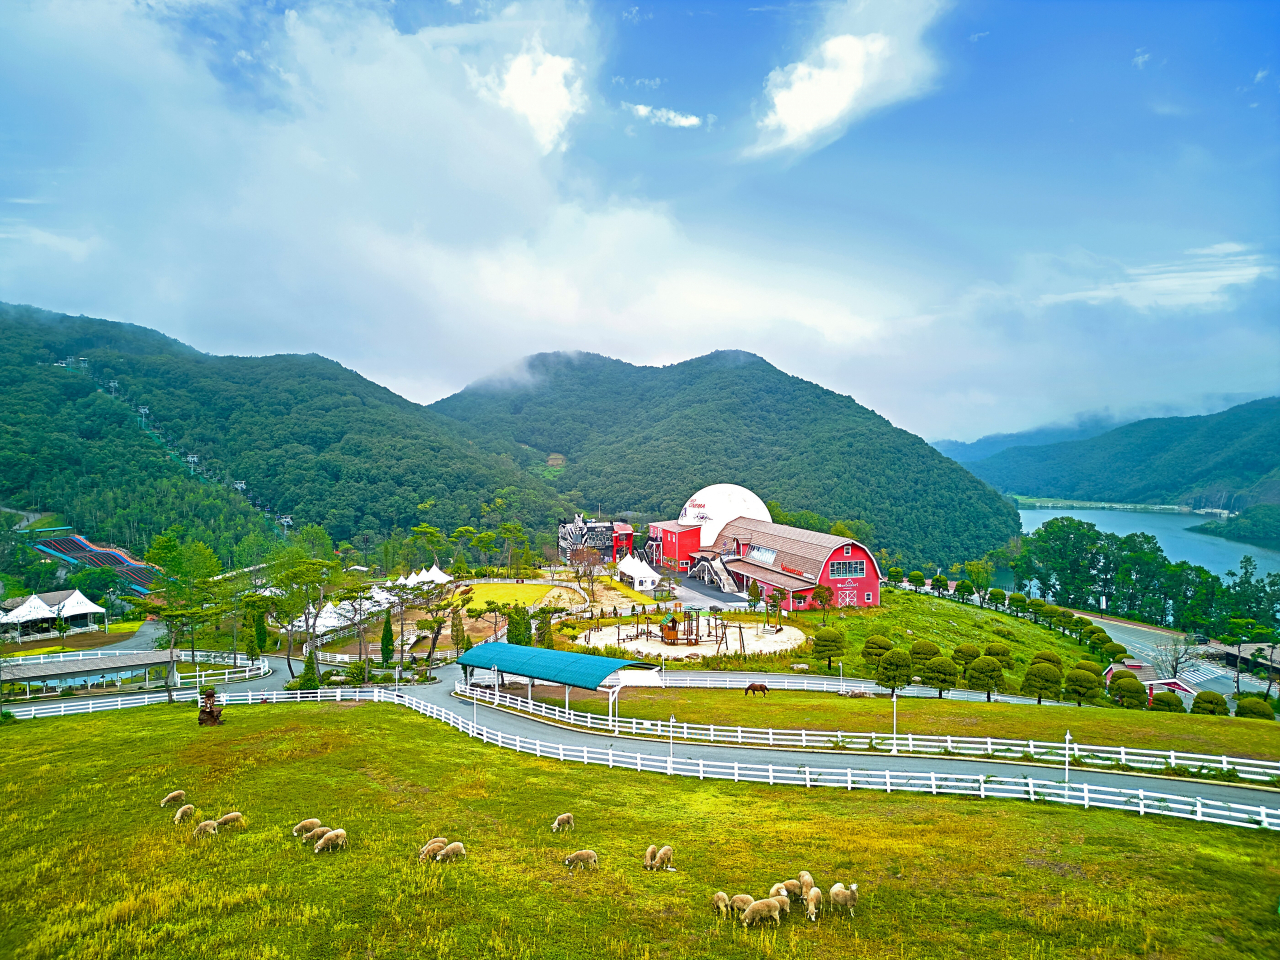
(1019, 509, 1280, 581)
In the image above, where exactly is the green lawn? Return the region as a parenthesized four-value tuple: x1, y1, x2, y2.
(1, 703, 1277, 959)
(540, 688, 1280, 762)
(463, 583, 554, 607)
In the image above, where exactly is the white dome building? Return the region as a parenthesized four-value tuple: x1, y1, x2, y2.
(677, 483, 772, 549)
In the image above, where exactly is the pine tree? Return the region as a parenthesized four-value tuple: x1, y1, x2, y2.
(299, 649, 320, 691)
(380, 609, 394, 665)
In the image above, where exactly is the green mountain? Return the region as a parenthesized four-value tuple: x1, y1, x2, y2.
(429, 350, 1022, 568)
(967, 397, 1280, 509)
(930, 414, 1123, 462)
(0, 303, 572, 555)
(1191, 505, 1280, 550)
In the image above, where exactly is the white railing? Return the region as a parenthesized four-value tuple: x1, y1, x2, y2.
(307, 648, 460, 667)
(656, 672, 1067, 707)
(8, 649, 258, 666)
(2, 624, 106, 643)
(456, 683, 1280, 783)
(175, 660, 270, 687)
(7, 686, 1277, 832)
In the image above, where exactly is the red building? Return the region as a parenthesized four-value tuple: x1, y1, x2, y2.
(644, 484, 880, 609)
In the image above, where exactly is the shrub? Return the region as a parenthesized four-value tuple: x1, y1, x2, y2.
(984, 642, 1013, 670)
(1102, 642, 1128, 662)
(861, 635, 894, 664)
(1073, 660, 1103, 678)
(921, 656, 958, 698)
(1112, 677, 1147, 709)
(1030, 650, 1062, 670)
(991, 626, 1015, 640)
(1235, 697, 1275, 720)
(812, 627, 846, 669)
(299, 650, 320, 691)
(967, 656, 1004, 702)
(1020, 662, 1062, 705)
(909, 639, 940, 669)
(1190, 691, 1230, 716)
(875, 649, 914, 693)
(1064, 668, 1102, 706)
(988, 588, 1006, 608)
(1149, 691, 1186, 713)
(951, 643, 981, 679)
(1108, 669, 1137, 693)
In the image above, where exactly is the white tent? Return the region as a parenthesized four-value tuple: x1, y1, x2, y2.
(406, 568, 428, 586)
(0, 594, 55, 625)
(49, 589, 106, 618)
(617, 554, 661, 591)
(422, 563, 452, 584)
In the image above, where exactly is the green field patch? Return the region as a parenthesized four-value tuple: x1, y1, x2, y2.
(463, 583, 553, 607)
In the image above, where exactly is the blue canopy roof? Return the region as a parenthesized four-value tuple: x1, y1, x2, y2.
(456, 644, 657, 691)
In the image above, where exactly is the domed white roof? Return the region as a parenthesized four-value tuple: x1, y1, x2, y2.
(677, 484, 772, 549)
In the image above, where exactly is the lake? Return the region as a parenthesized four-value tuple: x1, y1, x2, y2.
(1019, 509, 1280, 580)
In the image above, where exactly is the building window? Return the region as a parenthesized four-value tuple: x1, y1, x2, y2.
(829, 560, 865, 578)
(680, 561, 689, 570)
(844, 545, 851, 556)
(865, 592, 872, 603)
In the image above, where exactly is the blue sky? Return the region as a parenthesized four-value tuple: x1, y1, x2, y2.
(1, 0, 1276, 440)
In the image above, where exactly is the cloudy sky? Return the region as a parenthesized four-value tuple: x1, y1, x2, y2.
(1, 0, 1277, 440)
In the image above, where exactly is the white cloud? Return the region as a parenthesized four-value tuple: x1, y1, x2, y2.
(1255, 68, 1269, 83)
(1133, 48, 1150, 69)
(0, 225, 98, 261)
(624, 102, 702, 127)
(470, 37, 586, 154)
(750, 0, 946, 156)
(969, 31, 988, 42)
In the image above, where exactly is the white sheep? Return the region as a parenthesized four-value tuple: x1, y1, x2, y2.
(741, 898, 781, 928)
(805, 887, 822, 921)
(653, 845, 674, 871)
(564, 849, 598, 873)
(828, 883, 858, 917)
(798, 870, 815, 899)
(314, 828, 347, 854)
(172, 804, 195, 825)
(192, 820, 218, 838)
(427, 836, 448, 846)
(292, 818, 322, 836)
(712, 892, 730, 916)
(642, 844, 657, 870)
(551, 813, 575, 833)
(215, 812, 244, 828)
(728, 894, 754, 916)
(778, 879, 802, 899)
(419, 840, 447, 863)
(771, 895, 791, 918)
(436, 841, 467, 863)
(160, 790, 186, 807)
(768, 882, 787, 898)
(302, 826, 331, 843)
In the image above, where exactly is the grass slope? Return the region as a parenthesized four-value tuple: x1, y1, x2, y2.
(2, 703, 1277, 960)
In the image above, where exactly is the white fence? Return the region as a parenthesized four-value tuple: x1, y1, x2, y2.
(657, 672, 1065, 707)
(2, 649, 270, 691)
(7, 686, 1277, 832)
(457, 683, 1280, 783)
(305, 647, 460, 668)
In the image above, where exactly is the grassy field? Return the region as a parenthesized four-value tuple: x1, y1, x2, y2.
(538, 688, 1280, 761)
(464, 583, 554, 607)
(2, 710, 1279, 960)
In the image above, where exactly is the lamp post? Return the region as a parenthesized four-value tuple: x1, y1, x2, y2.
(892, 688, 898, 755)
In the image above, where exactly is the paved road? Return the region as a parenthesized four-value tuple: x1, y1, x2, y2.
(1095, 618, 1268, 698)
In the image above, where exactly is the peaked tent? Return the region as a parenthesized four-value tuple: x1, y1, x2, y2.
(616, 554, 661, 591)
(0, 594, 56, 625)
(423, 564, 453, 584)
(49, 589, 106, 618)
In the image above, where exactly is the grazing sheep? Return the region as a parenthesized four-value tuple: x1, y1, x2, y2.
(428, 836, 448, 846)
(302, 826, 331, 843)
(314, 828, 347, 854)
(654, 845, 674, 871)
(436, 841, 467, 863)
(771, 895, 791, 917)
(798, 871, 815, 898)
(728, 894, 755, 916)
(564, 849, 598, 873)
(741, 898, 781, 928)
(780, 879, 802, 899)
(642, 844, 658, 870)
(215, 812, 244, 828)
(712, 892, 730, 916)
(292, 818, 322, 836)
(419, 841, 447, 863)
(160, 790, 186, 807)
(768, 882, 787, 898)
(551, 813, 575, 833)
(829, 882, 858, 917)
(192, 820, 218, 838)
(805, 887, 822, 921)
(172, 804, 195, 825)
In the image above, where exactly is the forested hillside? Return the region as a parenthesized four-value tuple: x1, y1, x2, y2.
(431, 350, 1022, 569)
(931, 414, 1122, 462)
(967, 398, 1280, 509)
(0, 304, 572, 554)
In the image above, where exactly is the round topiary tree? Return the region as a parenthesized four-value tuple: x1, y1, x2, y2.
(909, 639, 941, 670)
(1235, 697, 1276, 720)
(1190, 690, 1230, 716)
(1073, 660, 1103, 678)
(861, 634, 894, 665)
(1102, 642, 1129, 662)
(984, 642, 1013, 670)
(951, 643, 981, 680)
(875, 649, 914, 694)
(922, 656, 958, 698)
(1064, 668, 1102, 706)
(1112, 676, 1147, 709)
(907, 571, 926, 592)
(988, 588, 1006, 608)
(812, 627, 846, 669)
(967, 655, 1004, 702)
(1030, 650, 1063, 671)
(1020, 662, 1062, 705)
(1108, 668, 1137, 694)
(1149, 691, 1186, 713)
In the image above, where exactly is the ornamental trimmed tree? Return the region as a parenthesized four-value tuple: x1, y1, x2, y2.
(1064, 668, 1102, 706)
(1073, 660, 1103, 678)
(967, 656, 1004, 702)
(875, 649, 914, 694)
(952, 643, 981, 680)
(861, 634, 894, 665)
(909, 639, 940, 670)
(984, 642, 1013, 670)
(930, 574, 948, 596)
(380, 610, 394, 666)
(1149, 691, 1186, 713)
(1235, 697, 1276, 720)
(1030, 650, 1062, 671)
(922, 656, 958, 698)
(953, 579, 975, 603)
(1020, 662, 1062, 705)
(1102, 642, 1129, 662)
(1008, 593, 1028, 617)
(1112, 676, 1147, 710)
(988, 588, 1006, 608)
(812, 627, 845, 669)
(1108, 668, 1138, 694)
(1191, 690, 1230, 715)
(907, 570, 926, 592)
(299, 649, 320, 691)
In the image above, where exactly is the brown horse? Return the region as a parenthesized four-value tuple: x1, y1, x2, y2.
(744, 683, 769, 697)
